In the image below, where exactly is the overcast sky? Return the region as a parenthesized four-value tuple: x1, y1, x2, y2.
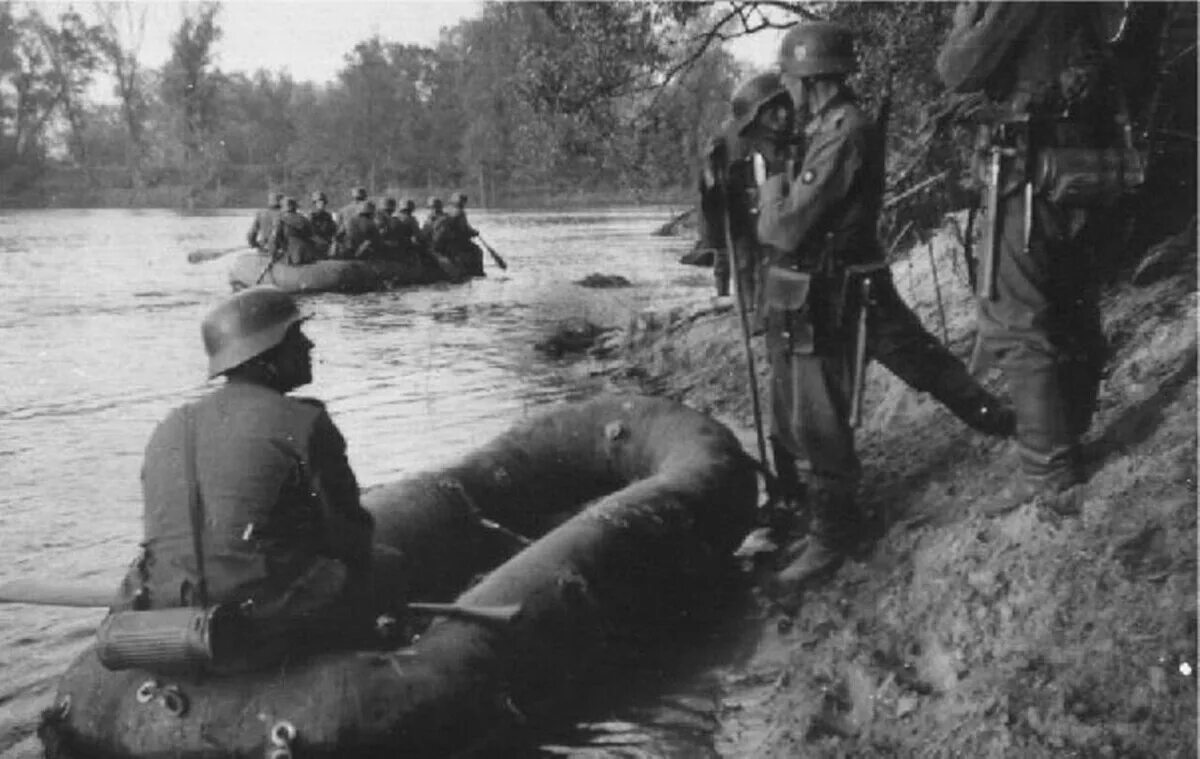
(59, 0, 781, 84)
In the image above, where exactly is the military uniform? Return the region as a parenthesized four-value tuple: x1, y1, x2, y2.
(309, 207, 337, 248)
(394, 209, 423, 262)
(938, 2, 1114, 511)
(433, 207, 483, 276)
(699, 125, 763, 301)
(342, 205, 380, 259)
(114, 381, 373, 614)
(247, 203, 282, 251)
(274, 209, 319, 265)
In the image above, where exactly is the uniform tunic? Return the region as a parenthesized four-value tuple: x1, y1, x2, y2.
(757, 93, 1012, 485)
(247, 206, 282, 251)
(114, 381, 373, 614)
(938, 1, 1111, 484)
(274, 210, 319, 265)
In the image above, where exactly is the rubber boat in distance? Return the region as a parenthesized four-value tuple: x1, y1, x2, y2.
(228, 249, 481, 294)
(40, 395, 757, 758)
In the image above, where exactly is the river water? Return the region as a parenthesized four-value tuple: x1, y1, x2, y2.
(0, 207, 748, 757)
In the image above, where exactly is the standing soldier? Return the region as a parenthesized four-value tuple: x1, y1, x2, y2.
(309, 191, 338, 256)
(273, 196, 319, 265)
(937, 3, 1119, 516)
(247, 191, 284, 252)
(698, 74, 780, 301)
(739, 22, 1015, 596)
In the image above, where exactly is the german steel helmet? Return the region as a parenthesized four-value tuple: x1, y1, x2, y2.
(401, 198, 416, 212)
(283, 196, 298, 211)
(428, 196, 443, 209)
(311, 190, 327, 203)
(778, 22, 857, 78)
(352, 186, 368, 201)
(450, 192, 467, 206)
(202, 286, 306, 378)
(383, 196, 398, 211)
(731, 72, 789, 134)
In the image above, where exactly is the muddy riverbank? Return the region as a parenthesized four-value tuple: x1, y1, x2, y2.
(578, 222, 1197, 757)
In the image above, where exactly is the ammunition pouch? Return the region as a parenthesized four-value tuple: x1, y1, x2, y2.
(1033, 147, 1146, 206)
(763, 266, 814, 355)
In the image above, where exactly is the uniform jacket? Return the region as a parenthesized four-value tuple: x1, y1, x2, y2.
(114, 381, 373, 612)
(247, 207, 282, 250)
(273, 210, 319, 265)
(757, 94, 884, 271)
(343, 211, 380, 258)
(309, 208, 337, 245)
(431, 208, 477, 254)
(421, 211, 445, 245)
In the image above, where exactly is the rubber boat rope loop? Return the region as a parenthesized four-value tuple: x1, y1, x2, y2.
(134, 679, 188, 717)
(266, 720, 297, 759)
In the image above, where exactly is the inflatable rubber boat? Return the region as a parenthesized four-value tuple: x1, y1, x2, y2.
(227, 249, 482, 294)
(40, 395, 757, 758)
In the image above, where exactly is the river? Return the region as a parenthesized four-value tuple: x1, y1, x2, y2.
(0, 206, 746, 757)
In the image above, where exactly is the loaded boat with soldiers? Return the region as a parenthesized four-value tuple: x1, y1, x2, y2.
(38, 395, 757, 758)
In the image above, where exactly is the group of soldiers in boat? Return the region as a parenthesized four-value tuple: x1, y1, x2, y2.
(246, 186, 484, 277)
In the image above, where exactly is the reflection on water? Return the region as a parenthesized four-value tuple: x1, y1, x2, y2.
(0, 206, 729, 758)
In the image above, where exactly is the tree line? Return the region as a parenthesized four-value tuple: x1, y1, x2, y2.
(0, 1, 742, 208)
(1, 0, 1192, 241)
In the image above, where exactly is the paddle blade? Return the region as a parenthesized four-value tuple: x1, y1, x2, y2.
(0, 579, 112, 608)
(187, 246, 244, 264)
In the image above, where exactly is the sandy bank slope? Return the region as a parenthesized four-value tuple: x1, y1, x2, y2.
(592, 226, 1197, 758)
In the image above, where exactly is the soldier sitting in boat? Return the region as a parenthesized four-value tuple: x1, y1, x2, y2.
(337, 186, 369, 228)
(246, 191, 284, 252)
(109, 286, 407, 665)
(374, 196, 407, 261)
(395, 198, 423, 264)
(337, 199, 381, 259)
(431, 193, 484, 276)
(420, 196, 445, 248)
(308, 191, 337, 257)
(272, 196, 321, 265)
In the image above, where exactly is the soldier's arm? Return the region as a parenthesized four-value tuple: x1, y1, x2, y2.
(936, 1, 1042, 92)
(306, 410, 374, 573)
(756, 123, 861, 253)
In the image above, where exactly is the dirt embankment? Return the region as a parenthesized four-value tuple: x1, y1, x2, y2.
(584, 224, 1198, 757)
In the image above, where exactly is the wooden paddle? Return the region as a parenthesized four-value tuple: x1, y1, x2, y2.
(187, 245, 246, 264)
(254, 249, 281, 285)
(0, 579, 522, 627)
(476, 236, 507, 270)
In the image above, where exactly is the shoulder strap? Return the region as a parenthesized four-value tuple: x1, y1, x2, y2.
(182, 404, 208, 608)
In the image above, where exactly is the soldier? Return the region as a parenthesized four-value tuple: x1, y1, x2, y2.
(698, 74, 780, 301)
(337, 186, 369, 228)
(420, 196, 445, 247)
(247, 191, 284, 252)
(936, 2, 1118, 516)
(341, 199, 380, 259)
(433, 193, 484, 276)
(375, 196, 405, 261)
(394, 198, 423, 263)
(739, 22, 1016, 595)
(273, 196, 320, 265)
(111, 287, 406, 657)
(309, 191, 338, 255)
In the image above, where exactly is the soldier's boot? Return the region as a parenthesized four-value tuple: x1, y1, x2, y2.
(771, 480, 858, 604)
(981, 363, 1084, 517)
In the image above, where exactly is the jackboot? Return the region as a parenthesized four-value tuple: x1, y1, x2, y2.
(980, 361, 1082, 517)
(771, 480, 858, 603)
